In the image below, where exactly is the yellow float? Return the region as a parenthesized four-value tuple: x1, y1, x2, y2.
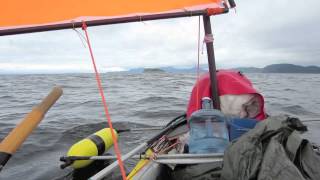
(67, 128, 117, 169)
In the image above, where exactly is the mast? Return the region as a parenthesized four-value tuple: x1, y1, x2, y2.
(202, 15, 220, 110)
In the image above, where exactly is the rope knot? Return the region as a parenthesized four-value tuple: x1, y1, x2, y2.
(81, 21, 87, 30)
(201, 34, 214, 54)
(203, 34, 214, 43)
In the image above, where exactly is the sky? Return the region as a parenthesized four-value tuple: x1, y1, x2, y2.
(0, 0, 319, 74)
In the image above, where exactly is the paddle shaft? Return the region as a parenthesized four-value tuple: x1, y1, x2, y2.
(0, 87, 63, 170)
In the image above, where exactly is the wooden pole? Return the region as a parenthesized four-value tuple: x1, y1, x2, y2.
(0, 86, 63, 171)
(0, 9, 228, 36)
(203, 15, 220, 109)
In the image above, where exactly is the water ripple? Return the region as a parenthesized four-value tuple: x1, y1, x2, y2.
(0, 72, 320, 179)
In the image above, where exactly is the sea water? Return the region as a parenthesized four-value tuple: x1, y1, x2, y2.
(0, 72, 320, 179)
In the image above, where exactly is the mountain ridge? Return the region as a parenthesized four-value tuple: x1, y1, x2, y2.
(234, 64, 320, 73)
(127, 64, 320, 74)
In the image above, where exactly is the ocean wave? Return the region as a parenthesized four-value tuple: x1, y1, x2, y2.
(1, 73, 320, 180)
(0, 95, 13, 99)
(131, 109, 182, 119)
(281, 105, 318, 116)
(136, 96, 182, 104)
(283, 88, 296, 92)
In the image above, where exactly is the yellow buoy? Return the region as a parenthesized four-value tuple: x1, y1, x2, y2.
(67, 128, 117, 169)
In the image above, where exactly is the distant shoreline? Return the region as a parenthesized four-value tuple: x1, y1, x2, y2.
(233, 64, 320, 74)
(1, 63, 320, 75)
(127, 63, 320, 74)
(1, 72, 320, 76)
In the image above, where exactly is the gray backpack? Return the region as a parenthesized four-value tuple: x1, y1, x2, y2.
(221, 115, 320, 180)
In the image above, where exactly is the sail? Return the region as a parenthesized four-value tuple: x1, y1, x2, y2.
(1, 0, 228, 35)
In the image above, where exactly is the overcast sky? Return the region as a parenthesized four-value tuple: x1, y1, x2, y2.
(0, 0, 319, 73)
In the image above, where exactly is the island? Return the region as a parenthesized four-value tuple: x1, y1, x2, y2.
(127, 64, 320, 74)
(235, 64, 320, 74)
(143, 68, 165, 73)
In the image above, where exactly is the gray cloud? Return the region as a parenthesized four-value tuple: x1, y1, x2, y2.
(0, 0, 319, 73)
(212, 0, 320, 67)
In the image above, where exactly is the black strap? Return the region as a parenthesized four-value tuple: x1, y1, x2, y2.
(88, 135, 105, 155)
(286, 117, 308, 132)
(0, 152, 11, 169)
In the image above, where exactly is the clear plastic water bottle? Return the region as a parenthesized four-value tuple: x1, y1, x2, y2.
(188, 97, 229, 153)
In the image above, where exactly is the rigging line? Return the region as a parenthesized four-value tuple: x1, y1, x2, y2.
(158, 140, 180, 155)
(71, 21, 87, 48)
(138, 15, 147, 25)
(196, 16, 201, 110)
(81, 21, 127, 180)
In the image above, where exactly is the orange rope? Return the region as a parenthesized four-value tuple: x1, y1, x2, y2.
(81, 21, 127, 180)
(196, 16, 201, 110)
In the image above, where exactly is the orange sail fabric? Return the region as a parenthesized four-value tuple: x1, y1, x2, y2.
(1, 0, 225, 31)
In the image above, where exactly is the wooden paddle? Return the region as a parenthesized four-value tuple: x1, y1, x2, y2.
(0, 86, 63, 171)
